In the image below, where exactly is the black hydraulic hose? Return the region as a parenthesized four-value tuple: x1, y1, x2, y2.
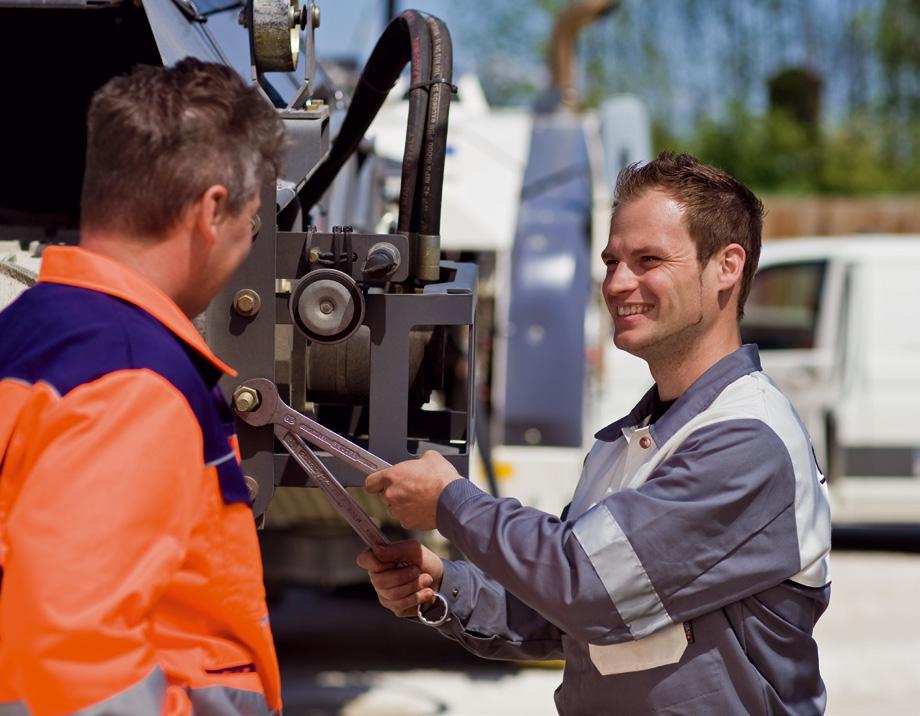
(475, 397, 500, 498)
(416, 15, 453, 237)
(298, 10, 432, 229)
(396, 10, 431, 234)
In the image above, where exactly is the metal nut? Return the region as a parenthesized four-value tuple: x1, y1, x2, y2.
(233, 289, 262, 317)
(233, 385, 261, 413)
(311, 2, 320, 28)
(244, 475, 260, 504)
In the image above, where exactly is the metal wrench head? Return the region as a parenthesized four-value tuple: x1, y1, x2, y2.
(233, 377, 282, 427)
(233, 377, 391, 475)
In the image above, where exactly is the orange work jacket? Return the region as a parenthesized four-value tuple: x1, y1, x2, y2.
(0, 247, 281, 715)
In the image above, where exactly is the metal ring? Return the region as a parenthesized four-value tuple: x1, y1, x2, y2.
(416, 591, 451, 627)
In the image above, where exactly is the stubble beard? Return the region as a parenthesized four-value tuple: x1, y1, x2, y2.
(615, 278, 706, 370)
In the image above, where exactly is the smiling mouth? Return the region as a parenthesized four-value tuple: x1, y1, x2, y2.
(616, 304, 652, 316)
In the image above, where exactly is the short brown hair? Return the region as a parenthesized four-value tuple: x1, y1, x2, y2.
(613, 152, 764, 319)
(81, 58, 286, 236)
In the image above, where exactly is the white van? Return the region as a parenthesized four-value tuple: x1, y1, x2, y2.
(744, 235, 920, 523)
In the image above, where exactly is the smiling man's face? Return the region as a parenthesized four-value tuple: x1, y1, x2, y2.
(602, 188, 723, 364)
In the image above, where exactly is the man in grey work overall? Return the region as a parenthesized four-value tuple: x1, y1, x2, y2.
(358, 152, 832, 715)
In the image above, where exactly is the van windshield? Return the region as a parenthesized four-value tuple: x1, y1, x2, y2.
(742, 260, 826, 350)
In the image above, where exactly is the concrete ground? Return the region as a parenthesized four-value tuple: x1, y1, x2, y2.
(271, 528, 920, 715)
(816, 534, 920, 715)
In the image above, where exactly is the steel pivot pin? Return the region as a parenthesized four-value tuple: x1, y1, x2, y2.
(244, 475, 260, 504)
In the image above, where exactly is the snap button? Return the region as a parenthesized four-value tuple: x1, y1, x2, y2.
(639, 436, 651, 449)
(452, 587, 459, 597)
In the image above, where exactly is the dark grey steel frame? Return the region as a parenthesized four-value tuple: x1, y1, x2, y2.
(207, 182, 476, 517)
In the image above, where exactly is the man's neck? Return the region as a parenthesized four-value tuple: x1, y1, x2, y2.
(649, 330, 741, 401)
(80, 229, 193, 315)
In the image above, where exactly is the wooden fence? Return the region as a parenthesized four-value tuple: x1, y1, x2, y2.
(763, 196, 920, 239)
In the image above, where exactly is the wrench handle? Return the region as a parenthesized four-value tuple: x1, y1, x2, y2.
(278, 407, 391, 475)
(276, 427, 390, 548)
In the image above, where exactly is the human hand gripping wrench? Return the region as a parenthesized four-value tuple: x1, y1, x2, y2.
(233, 378, 450, 625)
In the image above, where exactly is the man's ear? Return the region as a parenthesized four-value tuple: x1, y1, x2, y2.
(716, 243, 746, 292)
(193, 184, 230, 249)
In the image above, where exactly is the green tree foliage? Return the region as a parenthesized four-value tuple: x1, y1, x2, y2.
(456, 0, 920, 195)
(689, 106, 903, 195)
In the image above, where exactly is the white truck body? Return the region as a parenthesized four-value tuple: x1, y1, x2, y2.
(746, 235, 920, 523)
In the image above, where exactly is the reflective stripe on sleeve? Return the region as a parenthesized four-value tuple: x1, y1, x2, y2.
(204, 450, 237, 468)
(0, 701, 29, 716)
(573, 503, 672, 639)
(72, 666, 165, 715)
(189, 685, 276, 716)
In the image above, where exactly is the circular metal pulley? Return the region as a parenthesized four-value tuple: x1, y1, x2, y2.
(252, 0, 302, 72)
(290, 269, 365, 344)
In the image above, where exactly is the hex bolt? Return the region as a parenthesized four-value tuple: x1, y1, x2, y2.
(244, 475, 259, 504)
(233, 289, 261, 317)
(233, 385, 261, 413)
(319, 299, 335, 315)
(311, 2, 320, 28)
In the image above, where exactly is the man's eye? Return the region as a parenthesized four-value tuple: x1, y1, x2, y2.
(604, 258, 619, 267)
(641, 256, 661, 264)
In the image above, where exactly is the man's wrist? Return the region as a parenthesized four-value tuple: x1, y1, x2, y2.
(436, 479, 488, 537)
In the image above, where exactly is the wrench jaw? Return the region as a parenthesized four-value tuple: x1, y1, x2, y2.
(233, 377, 281, 427)
(228, 378, 279, 519)
(229, 377, 395, 534)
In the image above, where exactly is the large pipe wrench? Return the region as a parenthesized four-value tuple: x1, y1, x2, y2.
(232, 378, 450, 625)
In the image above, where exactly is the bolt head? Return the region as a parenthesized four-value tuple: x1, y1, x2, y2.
(233, 289, 261, 317)
(233, 385, 261, 413)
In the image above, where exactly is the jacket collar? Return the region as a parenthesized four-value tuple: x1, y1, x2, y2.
(594, 344, 762, 444)
(38, 246, 236, 376)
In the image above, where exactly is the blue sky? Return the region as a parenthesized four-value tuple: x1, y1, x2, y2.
(315, 1, 473, 70)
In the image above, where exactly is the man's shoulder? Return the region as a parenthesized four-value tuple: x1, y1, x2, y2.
(705, 370, 804, 435)
(0, 282, 205, 399)
(667, 370, 818, 480)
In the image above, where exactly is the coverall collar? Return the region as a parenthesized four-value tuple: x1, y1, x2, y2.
(595, 343, 763, 444)
(38, 245, 236, 376)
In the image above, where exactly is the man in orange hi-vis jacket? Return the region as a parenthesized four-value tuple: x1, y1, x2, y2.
(0, 59, 286, 715)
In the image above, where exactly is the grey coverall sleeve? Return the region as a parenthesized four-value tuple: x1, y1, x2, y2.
(435, 480, 633, 646)
(431, 558, 565, 661)
(435, 420, 805, 645)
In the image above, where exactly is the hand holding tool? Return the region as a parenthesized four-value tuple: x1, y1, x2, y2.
(233, 378, 450, 625)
